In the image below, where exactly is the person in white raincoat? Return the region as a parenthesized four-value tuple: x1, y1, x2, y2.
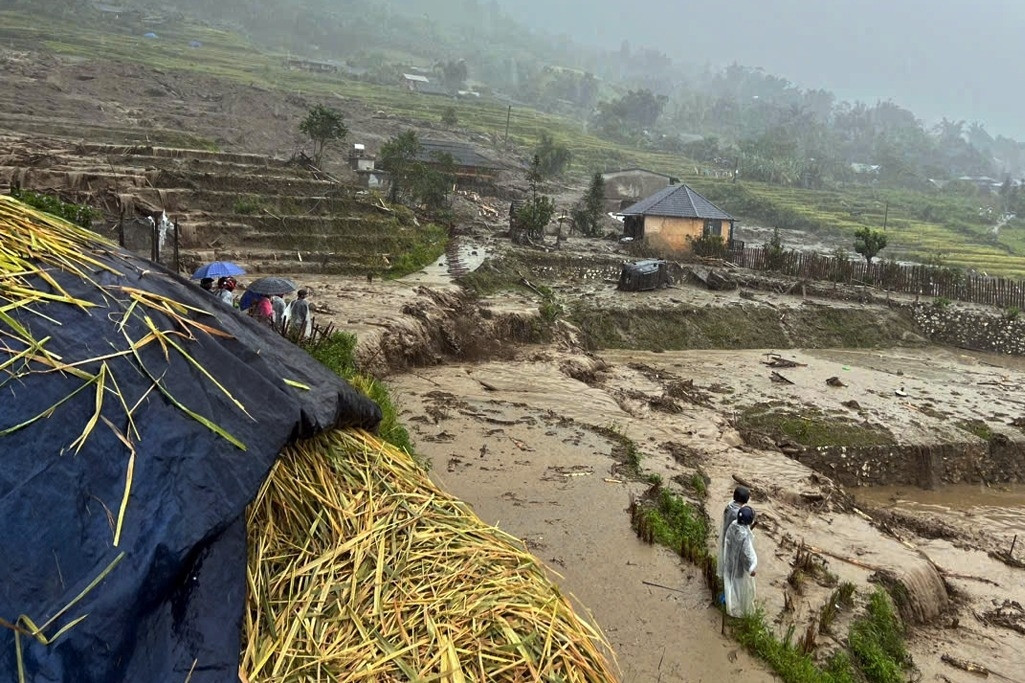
(718, 486, 750, 579)
(723, 505, 758, 617)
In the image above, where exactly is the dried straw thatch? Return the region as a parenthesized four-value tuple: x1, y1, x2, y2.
(242, 431, 618, 682)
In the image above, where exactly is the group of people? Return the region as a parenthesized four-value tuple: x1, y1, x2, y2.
(718, 486, 759, 618)
(198, 276, 310, 336)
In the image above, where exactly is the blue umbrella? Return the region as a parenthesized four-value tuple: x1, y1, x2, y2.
(192, 261, 245, 280)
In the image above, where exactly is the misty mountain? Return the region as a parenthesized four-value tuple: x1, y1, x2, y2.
(501, 0, 1025, 139)
(140, 0, 1025, 184)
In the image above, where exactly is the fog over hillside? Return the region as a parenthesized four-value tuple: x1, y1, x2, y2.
(503, 0, 1025, 138)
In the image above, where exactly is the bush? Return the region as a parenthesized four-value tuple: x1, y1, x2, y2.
(11, 189, 96, 228)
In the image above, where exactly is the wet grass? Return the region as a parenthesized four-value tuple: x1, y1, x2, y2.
(738, 404, 896, 448)
(694, 180, 1025, 277)
(734, 588, 908, 683)
(306, 332, 416, 459)
(848, 589, 911, 683)
(956, 419, 994, 441)
(634, 488, 710, 553)
(570, 304, 919, 352)
(384, 224, 449, 279)
(734, 610, 857, 683)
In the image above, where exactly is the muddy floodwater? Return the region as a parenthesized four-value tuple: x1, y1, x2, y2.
(857, 484, 1025, 547)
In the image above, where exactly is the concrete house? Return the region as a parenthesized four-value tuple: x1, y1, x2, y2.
(621, 184, 734, 251)
(601, 168, 680, 212)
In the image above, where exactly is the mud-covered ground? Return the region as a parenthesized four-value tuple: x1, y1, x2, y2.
(389, 349, 1025, 683)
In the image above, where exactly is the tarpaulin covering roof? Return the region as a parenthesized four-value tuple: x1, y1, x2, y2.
(0, 196, 381, 681)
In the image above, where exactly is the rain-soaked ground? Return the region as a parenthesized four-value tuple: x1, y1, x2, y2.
(390, 350, 1025, 682)
(283, 249, 1025, 681)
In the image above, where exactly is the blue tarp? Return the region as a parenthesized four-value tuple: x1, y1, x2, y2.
(0, 243, 380, 681)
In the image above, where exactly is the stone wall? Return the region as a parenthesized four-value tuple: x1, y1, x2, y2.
(791, 438, 1025, 489)
(906, 303, 1025, 355)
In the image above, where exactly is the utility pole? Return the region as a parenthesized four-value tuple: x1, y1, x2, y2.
(883, 201, 889, 231)
(504, 105, 512, 148)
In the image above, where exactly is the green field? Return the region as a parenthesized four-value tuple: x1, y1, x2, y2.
(6, 8, 1025, 276)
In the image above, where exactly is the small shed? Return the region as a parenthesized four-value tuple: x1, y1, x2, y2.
(403, 73, 431, 91)
(620, 184, 734, 252)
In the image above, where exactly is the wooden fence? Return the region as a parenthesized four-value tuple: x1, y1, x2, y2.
(707, 244, 1025, 310)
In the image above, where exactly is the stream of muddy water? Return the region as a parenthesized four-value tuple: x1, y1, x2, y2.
(856, 484, 1025, 547)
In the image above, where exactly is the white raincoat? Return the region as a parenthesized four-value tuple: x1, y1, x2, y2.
(722, 520, 758, 617)
(717, 501, 742, 578)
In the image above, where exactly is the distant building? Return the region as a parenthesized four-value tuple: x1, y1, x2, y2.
(621, 184, 734, 251)
(284, 57, 340, 74)
(402, 74, 431, 91)
(417, 140, 504, 186)
(601, 168, 680, 213)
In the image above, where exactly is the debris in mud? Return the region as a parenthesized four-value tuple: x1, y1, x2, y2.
(770, 371, 795, 384)
(826, 376, 847, 387)
(664, 442, 701, 466)
(543, 465, 595, 481)
(665, 379, 714, 407)
(982, 600, 1025, 635)
(620, 388, 684, 414)
(762, 353, 806, 369)
(841, 400, 862, 410)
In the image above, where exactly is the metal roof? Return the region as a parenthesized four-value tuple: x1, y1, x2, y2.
(620, 184, 733, 220)
(416, 140, 502, 170)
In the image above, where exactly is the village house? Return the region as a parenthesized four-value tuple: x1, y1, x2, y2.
(620, 183, 734, 251)
(601, 168, 680, 212)
(416, 139, 503, 187)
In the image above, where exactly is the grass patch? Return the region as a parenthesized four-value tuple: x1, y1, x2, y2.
(734, 610, 857, 683)
(10, 188, 97, 228)
(384, 223, 449, 279)
(848, 589, 910, 683)
(956, 419, 994, 441)
(633, 488, 709, 558)
(306, 331, 416, 459)
(233, 196, 264, 215)
(689, 472, 708, 497)
(738, 404, 895, 448)
(819, 582, 857, 635)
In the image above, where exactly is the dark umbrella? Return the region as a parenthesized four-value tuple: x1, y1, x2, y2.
(192, 261, 245, 280)
(246, 276, 298, 296)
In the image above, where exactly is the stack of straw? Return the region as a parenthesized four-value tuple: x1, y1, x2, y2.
(242, 429, 618, 682)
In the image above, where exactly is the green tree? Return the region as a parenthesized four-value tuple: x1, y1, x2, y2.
(516, 155, 556, 241)
(379, 131, 422, 203)
(379, 131, 454, 210)
(299, 105, 348, 164)
(535, 132, 572, 179)
(441, 106, 459, 126)
(763, 227, 786, 270)
(411, 152, 456, 212)
(571, 172, 606, 237)
(854, 226, 889, 265)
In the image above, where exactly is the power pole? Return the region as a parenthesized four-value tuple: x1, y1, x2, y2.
(504, 105, 512, 148)
(883, 201, 889, 231)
